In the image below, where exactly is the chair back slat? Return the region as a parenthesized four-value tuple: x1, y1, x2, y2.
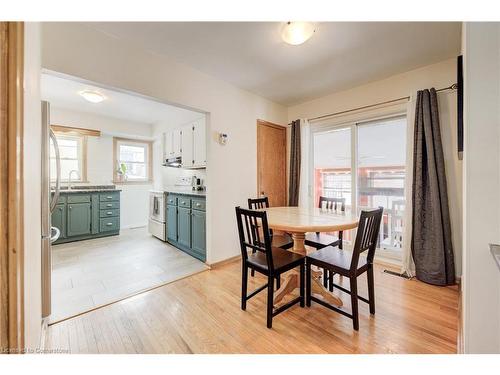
(235, 207, 275, 271)
(350, 207, 384, 271)
(248, 197, 270, 210)
(248, 197, 273, 236)
(319, 196, 346, 212)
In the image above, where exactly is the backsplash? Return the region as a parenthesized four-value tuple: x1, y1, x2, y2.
(157, 167, 207, 189)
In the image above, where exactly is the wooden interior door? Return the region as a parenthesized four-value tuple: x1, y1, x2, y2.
(257, 120, 287, 207)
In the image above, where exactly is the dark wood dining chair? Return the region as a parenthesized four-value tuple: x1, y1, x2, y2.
(235, 207, 305, 328)
(305, 196, 346, 250)
(248, 197, 294, 250)
(306, 207, 383, 331)
(248, 197, 294, 285)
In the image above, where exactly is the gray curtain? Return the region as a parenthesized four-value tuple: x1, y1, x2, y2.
(288, 120, 301, 206)
(412, 88, 455, 285)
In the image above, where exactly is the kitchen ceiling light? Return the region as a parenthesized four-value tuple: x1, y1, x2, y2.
(281, 22, 316, 45)
(79, 90, 106, 103)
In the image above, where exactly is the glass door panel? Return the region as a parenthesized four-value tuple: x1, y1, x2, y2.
(357, 116, 407, 258)
(313, 127, 353, 243)
(313, 127, 352, 208)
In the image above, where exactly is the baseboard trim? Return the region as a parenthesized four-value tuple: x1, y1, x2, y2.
(207, 255, 240, 269)
(121, 224, 147, 230)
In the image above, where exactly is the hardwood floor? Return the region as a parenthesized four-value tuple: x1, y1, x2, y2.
(46, 260, 458, 354)
(50, 227, 208, 323)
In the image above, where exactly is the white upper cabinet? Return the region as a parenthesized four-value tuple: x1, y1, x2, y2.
(172, 128, 182, 158)
(164, 118, 206, 168)
(164, 130, 174, 159)
(164, 128, 183, 159)
(181, 123, 194, 168)
(193, 119, 206, 167)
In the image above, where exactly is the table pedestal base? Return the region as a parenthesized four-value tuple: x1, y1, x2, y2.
(273, 232, 343, 307)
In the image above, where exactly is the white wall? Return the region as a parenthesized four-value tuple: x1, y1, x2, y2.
(23, 22, 42, 350)
(49, 107, 154, 229)
(462, 22, 500, 353)
(288, 59, 463, 277)
(41, 23, 288, 264)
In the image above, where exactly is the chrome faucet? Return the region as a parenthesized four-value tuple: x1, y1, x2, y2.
(68, 170, 80, 190)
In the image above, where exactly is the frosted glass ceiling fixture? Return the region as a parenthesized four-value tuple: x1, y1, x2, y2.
(281, 22, 316, 45)
(79, 90, 106, 103)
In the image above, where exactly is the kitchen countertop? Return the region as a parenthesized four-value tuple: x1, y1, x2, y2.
(163, 186, 206, 197)
(52, 185, 122, 194)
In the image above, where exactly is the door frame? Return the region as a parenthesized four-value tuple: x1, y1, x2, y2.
(0, 22, 25, 353)
(256, 119, 288, 205)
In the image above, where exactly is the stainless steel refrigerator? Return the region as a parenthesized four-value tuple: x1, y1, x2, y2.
(41, 101, 62, 318)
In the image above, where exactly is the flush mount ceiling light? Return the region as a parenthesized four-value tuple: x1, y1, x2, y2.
(79, 90, 106, 103)
(281, 22, 316, 45)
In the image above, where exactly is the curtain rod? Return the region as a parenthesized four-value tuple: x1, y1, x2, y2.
(306, 83, 458, 122)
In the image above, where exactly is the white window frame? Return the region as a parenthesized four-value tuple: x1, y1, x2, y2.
(309, 105, 408, 263)
(50, 133, 87, 183)
(113, 137, 152, 184)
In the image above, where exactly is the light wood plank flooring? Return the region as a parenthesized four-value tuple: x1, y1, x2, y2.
(46, 259, 458, 353)
(50, 227, 208, 323)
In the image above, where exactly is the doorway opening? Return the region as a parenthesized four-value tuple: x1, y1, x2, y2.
(41, 71, 210, 323)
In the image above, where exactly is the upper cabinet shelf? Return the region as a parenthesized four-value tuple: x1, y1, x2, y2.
(164, 118, 206, 169)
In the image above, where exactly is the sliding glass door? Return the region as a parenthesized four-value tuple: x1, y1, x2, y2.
(311, 115, 407, 260)
(312, 127, 352, 209)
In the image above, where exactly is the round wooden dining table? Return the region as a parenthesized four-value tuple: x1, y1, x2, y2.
(262, 206, 359, 307)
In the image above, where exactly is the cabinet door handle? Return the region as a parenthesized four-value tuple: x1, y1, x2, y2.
(69, 206, 72, 210)
(196, 203, 201, 207)
(181, 201, 186, 204)
(107, 204, 112, 207)
(106, 196, 112, 199)
(106, 222, 113, 226)
(107, 211, 113, 215)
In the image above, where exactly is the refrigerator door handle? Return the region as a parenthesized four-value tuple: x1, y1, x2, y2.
(49, 128, 61, 213)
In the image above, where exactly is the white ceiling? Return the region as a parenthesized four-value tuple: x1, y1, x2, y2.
(41, 73, 204, 125)
(85, 22, 462, 105)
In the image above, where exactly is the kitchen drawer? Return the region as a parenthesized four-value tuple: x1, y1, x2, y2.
(191, 198, 205, 211)
(99, 201, 120, 210)
(99, 208, 120, 218)
(100, 217, 120, 232)
(67, 194, 91, 204)
(178, 196, 191, 208)
(166, 195, 178, 206)
(99, 192, 120, 202)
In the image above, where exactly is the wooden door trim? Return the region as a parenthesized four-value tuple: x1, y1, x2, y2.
(0, 22, 25, 353)
(256, 119, 287, 204)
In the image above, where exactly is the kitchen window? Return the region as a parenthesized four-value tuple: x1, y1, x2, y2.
(113, 137, 152, 183)
(50, 132, 87, 182)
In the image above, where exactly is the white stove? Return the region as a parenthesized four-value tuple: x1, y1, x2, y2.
(148, 191, 166, 241)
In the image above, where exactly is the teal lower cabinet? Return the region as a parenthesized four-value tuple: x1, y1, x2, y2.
(51, 204, 67, 240)
(67, 202, 91, 237)
(51, 191, 120, 244)
(166, 193, 206, 262)
(166, 205, 177, 242)
(177, 207, 191, 248)
(191, 209, 206, 257)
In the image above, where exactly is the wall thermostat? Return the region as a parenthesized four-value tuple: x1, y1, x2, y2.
(218, 133, 228, 145)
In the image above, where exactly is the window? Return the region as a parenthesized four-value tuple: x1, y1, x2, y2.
(50, 133, 87, 182)
(312, 115, 407, 260)
(113, 138, 152, 183)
